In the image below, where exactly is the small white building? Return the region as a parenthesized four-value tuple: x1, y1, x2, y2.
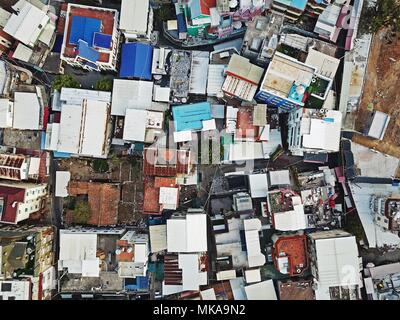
(3, 0, 56, 66)
(0, 90, 44, 130)
(288, 108, 342, 156)
(163, 209, 208, 295)
(119, 0, 153, 41)
(58, 230, 99, 277)
(365, 110, 391, 140)
(0, 280, 30, 300)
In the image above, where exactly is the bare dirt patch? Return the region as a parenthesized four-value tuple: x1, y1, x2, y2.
(353, 29, 400, 158)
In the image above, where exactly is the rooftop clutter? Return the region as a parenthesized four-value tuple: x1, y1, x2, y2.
(0, 0, 392, 302)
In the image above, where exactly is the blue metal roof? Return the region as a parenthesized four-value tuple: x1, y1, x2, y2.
(52, 34, 63, 53)
(119, 43, 153, 80)
(172, 102, 212, 132)
(93, 32, 112, 49)
(77, 40, 100, 63)
(69, 16, 101, 45)
(176, 13, 187, 33)
(189, 0, 201, 19)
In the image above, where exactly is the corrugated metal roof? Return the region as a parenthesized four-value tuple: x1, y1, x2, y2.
(120, 43, 153, 80)
(120, 0, 149, 35)
(172, 102, 212, 132)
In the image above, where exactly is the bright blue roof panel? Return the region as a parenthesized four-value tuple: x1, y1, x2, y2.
(69, 16, 101, 45)
(93, 32, 112, 49)
(189, 0, 201, 19)
(172, 102, 212, 132)
(177, 13, 187, 33)
(119, 43, 153, 80)
(77, 40, 100, 63)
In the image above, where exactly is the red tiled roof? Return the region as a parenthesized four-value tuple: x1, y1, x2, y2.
(200, 0, 216, 15)
(143, 177, 179, 215)
(164, 254, 183, 285)
(63, 4, 116, 63)
(236, 108, 259, 140)
(273, 235, 308, 276)
(68, 181, 120, 226)
(0, 186, 25, 224)
(143, 148, 191, 177)
(143, 177, 161, 215)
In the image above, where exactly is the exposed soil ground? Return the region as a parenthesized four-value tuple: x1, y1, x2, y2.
(353, 29, 400, 161)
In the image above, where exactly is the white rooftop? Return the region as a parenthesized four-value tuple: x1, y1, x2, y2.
(123, 109, 147, 142)
(119, 0, 149, 35)
(13, 92, 41, 130)
(149, 224, 167, 253)
(111, 79, 153, 116)
(273, 203, 307, 231)
(269, 170, 291, 186)
(367, 110, 390, 140)
(60, 88, 111, 106)
(314, 235, 360, 287)
(4, 0, 50, 46)
(248, 173, 268, 198)
(55, 171, 71, 197)
(349, 182, 400, 248)
(350, 141, 399, 178)
(302, 109, 342, 152)
(167, 212, 207, 253)
(56, 99, 110, 157)
(59, 231, 99, 277)
(244, 280, 277, 300)
(244, 219, 266, 268)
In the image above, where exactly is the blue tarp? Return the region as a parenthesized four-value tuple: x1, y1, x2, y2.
(52, 34, 63, 53)
(69, 16, 101, 45)
(77, 40, 100, 63)
(93, 32, 112, 49)
(119, 43, 153, 80)
(172, 102, 212, 132)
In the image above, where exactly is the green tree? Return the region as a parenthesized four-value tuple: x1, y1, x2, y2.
(73, 201, 91, 224)
(95, 78, 113, 91)
(52, 74, 81, 91)
(359, 0, 400, 34)
(92, 159, 109, 173)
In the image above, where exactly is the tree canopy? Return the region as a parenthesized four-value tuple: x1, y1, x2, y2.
(52, 74, 81, 91)
(73, 201, 91, 224)
(95, 78, 113, 91)
(360, 0, 400, 34)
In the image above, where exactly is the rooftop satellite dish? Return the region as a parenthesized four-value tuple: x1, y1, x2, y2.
(127, 247, 133, 253)
(229, 0, 238, 8)
(233, 21, 242, 30)
(296, 85, 305, 95)
(115, 249, 121, 255)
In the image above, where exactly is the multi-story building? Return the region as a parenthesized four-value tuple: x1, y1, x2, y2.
(256, 49, 339, 112)
(271, 0, 308, 21)
(308, 230, 362, 300)
(60, 3, 120, 71)
(0, 181, 47, 224)
(371, 196, 400, 234)
(0, 225, 55, 300)
(272, 233, 308, 276)
(287, 108, 342, 156)
(3, 0, 56, 67)
(45, 88, 112, 158)
(0, 153, 41, 181)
